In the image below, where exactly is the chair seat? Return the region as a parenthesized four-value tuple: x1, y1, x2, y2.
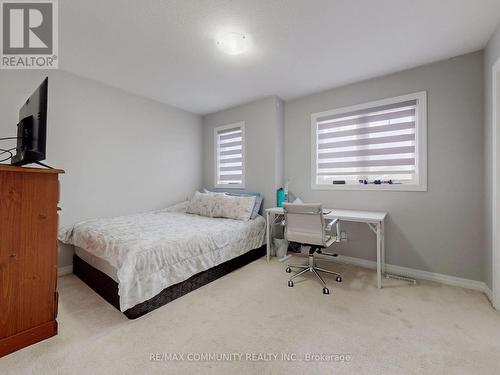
(288, 234, 336, 247)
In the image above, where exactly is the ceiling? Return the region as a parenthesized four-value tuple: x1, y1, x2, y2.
(60, 0, 500, 115)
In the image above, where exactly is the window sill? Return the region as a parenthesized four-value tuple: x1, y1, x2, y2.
(311, 183, 427, 192)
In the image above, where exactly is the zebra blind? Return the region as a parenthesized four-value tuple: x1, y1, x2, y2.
(314, 99, 419, 186)
(215, 123, 244, 186)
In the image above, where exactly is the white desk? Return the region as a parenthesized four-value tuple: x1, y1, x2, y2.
(265, 207, 391, 288)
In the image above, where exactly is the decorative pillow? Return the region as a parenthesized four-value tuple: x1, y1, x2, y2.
(227, 192, 263, 219)
(205, 189, 263, 220)
(212, 194, 256, 221)
(186, 192, 216, 217)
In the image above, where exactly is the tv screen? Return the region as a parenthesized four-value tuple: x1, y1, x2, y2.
(11, 77, 48, 166)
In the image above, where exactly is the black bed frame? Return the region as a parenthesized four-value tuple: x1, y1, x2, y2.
(73, 245, 266, 319)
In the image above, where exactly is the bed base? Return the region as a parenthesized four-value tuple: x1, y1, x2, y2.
(72, 245, 266, 319)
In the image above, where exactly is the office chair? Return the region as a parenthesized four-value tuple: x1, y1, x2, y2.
(283, 203, 342, 295)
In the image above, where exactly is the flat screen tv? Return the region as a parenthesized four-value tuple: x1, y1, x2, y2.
(11, 77, 48, 167)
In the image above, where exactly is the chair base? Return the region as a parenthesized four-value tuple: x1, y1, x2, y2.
(285, 253, 342, 294)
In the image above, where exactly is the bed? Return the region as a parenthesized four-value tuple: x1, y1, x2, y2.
(58, 201, 266, 319)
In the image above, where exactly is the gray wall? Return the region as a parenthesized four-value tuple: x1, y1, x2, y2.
(203, 96, 284, 209)
(484, 24, 500, 290)
(0, 70, 203, 267)
(275, 98, 285, 190)
(285, 51, 485, 281)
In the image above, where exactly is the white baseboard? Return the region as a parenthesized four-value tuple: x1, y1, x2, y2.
(58, 265, 73, 276)
(484, 286, 493, 303)
(324, 254, 492, 300)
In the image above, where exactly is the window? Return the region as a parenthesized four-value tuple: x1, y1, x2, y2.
(214, 122, 245, 188)
(311, 92, 427, 191)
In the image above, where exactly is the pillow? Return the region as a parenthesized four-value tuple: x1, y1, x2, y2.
(202, 188, 228, 197)
(205, 189, 263, 219)
(186, 192, 216, 217)
(227, 192, 263, 219)
(212, 194, 256, 221)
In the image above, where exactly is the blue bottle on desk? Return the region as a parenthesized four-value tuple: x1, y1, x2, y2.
(277, 188, 285, 207)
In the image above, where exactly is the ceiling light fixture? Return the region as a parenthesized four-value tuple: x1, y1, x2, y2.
(216, 32, 250, 55)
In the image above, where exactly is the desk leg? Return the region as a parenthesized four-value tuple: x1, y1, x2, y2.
(376, 222, 382, 289)
(266, 211, 271, 262)
(381, 220, 385, 276)
(380, 219, 417, 285)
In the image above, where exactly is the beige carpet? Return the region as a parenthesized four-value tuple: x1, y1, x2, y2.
(1, 256, 499, 375)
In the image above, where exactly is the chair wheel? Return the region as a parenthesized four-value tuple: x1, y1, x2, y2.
(285, 267, 291, 273)
(288, 280, 294, 287)
(336, 276, 342, 283)
(323, 287, 329, 295)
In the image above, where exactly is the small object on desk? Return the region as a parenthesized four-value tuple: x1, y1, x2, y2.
(332, 180, 346, 184)
(358, 179, 403, 185)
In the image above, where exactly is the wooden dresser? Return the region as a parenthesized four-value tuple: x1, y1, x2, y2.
(0, 166, 64, 357)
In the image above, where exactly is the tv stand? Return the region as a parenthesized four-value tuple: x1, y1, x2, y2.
(0, 166, 65, 357)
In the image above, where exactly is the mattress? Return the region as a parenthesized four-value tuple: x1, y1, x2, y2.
(74, 245, 119, 282)
(59, 201, 266, 311)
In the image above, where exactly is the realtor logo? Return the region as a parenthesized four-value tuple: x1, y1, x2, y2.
(1, 0, 58, 69)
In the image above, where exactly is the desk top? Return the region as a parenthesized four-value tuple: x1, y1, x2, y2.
(265, 206, 387, 223)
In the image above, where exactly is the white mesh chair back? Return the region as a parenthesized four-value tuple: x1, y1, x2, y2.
(283, 203, 326, 246)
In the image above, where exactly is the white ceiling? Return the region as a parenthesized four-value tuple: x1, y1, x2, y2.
(61, 0, 500, 115)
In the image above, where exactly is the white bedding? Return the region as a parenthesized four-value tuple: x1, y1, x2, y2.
(58, 202, 266, 311)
